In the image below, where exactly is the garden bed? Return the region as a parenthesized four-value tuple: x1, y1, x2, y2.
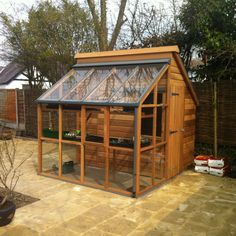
(0, 187, 39, 209)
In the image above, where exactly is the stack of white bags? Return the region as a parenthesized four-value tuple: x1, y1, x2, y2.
(194, 155, 230, 177)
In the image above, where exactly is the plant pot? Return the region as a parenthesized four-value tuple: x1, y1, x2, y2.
(0, 200, 16, 227)
(42, 129, 59, 139)
(62, 161, 74, 174)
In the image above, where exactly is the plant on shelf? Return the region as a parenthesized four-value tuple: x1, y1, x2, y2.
(63, 130, 81, 140)
(0, 133, 30, 226)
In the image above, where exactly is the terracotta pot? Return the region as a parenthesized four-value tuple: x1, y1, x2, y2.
(0, 200, 16, 227)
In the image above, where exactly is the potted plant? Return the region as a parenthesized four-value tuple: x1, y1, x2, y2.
(0, 135, 28, 226)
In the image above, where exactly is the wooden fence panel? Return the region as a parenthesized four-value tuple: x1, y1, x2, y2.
(193, 81, 236, 146)
(0, 89, 16, 123)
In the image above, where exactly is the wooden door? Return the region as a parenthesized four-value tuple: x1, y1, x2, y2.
(167, 80, 185, 178)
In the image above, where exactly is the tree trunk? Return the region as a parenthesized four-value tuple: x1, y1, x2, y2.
(213, 81, 218, 157)
(87, 0, 127, 51)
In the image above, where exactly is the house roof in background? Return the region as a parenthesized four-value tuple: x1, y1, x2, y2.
(0, 62, 25, 85)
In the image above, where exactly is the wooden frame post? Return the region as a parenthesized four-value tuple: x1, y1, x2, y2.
(81, 106, 86, 183)
(161, 91, 167, 142)
(165, 70, 171, 179)
(152, 85, 157, 185)
(58, 105, 63, 177)
(104, 107, 110, 189)
(134, 106, 141, 196)
(37, 104, 42, 174)
(76, 111, 80, 163)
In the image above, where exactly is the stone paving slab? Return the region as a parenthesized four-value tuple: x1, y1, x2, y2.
(0, 138, 236, 235)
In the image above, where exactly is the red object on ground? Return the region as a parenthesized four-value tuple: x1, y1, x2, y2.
(194, 155, 212, 166)
(194, 155, 230, 177)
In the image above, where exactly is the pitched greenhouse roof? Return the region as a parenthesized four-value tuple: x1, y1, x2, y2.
(37, 59, 169, 106)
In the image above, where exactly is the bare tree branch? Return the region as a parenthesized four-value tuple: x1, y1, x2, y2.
(100, 0, 108, 50)
(87, 0, 103, 49)
(108, 0, 128, 50)
(0, 128, 31, 206)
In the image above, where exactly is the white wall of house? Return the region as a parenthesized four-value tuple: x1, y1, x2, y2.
(0, 74, 28, 89)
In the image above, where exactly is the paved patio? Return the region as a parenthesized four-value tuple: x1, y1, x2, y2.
(0, 138, 236, 236)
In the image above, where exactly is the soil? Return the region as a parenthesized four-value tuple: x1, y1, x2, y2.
(0, 126, 14, 140)
(0, 187, 39, 209)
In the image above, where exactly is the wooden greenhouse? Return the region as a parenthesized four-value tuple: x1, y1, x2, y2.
(36, 46, 198, 197)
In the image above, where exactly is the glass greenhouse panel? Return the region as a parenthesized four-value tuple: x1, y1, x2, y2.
(38, 62, 167, 105)
(40, 69, 91, 101)
(42, 141, 59, 176)
(86, 66, 136, 102)
(63, 67, 112, 101)
(109, 64, 165, 104)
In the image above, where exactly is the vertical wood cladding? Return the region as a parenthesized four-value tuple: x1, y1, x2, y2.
(169, 59, 196, 168)
(183, 89, 196, 168)
(0, 89, 16, 122)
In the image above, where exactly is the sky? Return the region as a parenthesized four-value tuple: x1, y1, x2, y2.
(0, 0, 35, 18)
(0, 0, 175, 16)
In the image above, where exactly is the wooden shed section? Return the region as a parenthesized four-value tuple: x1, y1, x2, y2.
(36, 46, 198, 197)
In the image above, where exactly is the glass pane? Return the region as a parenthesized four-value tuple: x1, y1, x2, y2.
(155, 145, 166, 181)
(143, 89, 154, 104)
(141, 108, 153, 146)
(109, 107, 135, 148)
(62, 143, 80, 181)
(42, 141, 58, 176)
(84, 144, 105, 186)
(110, 64, 164, 104)
(86, 108, 104, 143)
(86, 66, 135, 102)
(62, 111, 81, 142)
(41, 69, 90, 100)
(109, 149, 133, 192)
(156, 106, 163, 140)
(42, 109, 59, 139)
(139, 145, 165, 192)
(86, 74, 119, 101)
(140, 149, 153, 190)
(63, 68, 111, 101)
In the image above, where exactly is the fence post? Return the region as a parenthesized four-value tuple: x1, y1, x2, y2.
(15, 89, 19, 130)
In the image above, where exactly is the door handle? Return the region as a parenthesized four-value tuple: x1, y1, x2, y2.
(169, 130, 178, 134)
